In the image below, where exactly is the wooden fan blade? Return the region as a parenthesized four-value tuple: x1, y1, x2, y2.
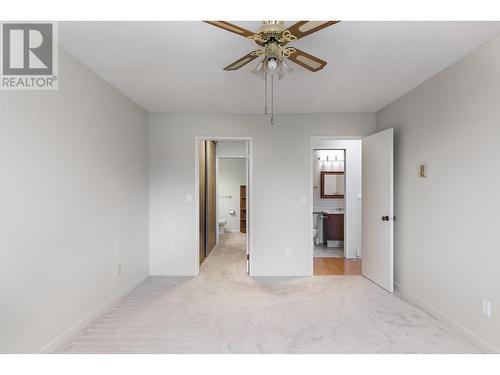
(224, 51, 261, 71)
(287, 48, 327, 72)
(285, 21, 339, 40)
(204, 21, 255, 38)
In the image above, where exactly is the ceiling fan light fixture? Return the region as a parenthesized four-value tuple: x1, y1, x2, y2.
(267, 57, 278, 72)
(278, 59, 293, 80)
(251, 60, 266, 80)
(264, 56, 281, 74)
(204, 20, 339, 126)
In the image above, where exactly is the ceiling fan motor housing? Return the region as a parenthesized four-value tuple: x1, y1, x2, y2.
(257, 21, 285, 37)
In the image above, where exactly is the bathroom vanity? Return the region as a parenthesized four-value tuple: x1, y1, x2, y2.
(314, 209, 344, 247)
(318, 171, 345, 245)
(324, 212, 344, 242)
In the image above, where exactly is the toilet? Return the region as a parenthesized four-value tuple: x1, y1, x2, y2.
(218, 219, 227, 234)
(312, 214, 319, 244)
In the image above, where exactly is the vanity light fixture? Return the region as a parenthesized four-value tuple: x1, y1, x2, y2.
(317, 154, 344, 163)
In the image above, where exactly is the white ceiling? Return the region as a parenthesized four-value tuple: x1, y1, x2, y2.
(59, 21, 500, 113)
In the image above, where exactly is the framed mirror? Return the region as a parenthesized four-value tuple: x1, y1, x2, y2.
(320, 171, 344, 198)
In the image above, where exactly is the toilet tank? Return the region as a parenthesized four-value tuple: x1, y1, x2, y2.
(313, 213, 319, 229)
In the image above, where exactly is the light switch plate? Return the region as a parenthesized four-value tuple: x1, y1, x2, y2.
(186, 193, 192, 203)
(300, 195, 307, 204)
(482, 299, 491, 318)
(419, 163, 427, 177)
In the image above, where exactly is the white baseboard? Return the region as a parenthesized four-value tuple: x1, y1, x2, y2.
(38, 274, 148, 353)
(395, 281, 498, 353)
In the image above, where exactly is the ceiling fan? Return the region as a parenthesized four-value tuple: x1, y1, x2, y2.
(204, 21, 340, 125)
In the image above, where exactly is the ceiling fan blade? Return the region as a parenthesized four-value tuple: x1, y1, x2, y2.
(204, 21, 255, 38)
(287, 48, 327, 72)
(224, 51, 261, 71)
(285, 21, 339, 40)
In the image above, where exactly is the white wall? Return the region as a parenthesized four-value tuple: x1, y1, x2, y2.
(218, 158, 247, 232)
(0, 49, 149, 353)
(312, 140, 363, 259)
(149, 113, 375, 276)
(376, 34, 500, 352)
(216, 140, 247, 157)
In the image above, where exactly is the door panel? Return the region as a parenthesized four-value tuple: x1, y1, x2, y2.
(206, 140, 217, 255)
(199, 140, 206, 265)
(362, 129, 394, 292)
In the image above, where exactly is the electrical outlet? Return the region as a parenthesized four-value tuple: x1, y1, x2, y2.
(285, 248, 292, 257)
(482, 299, 491, 318)
(118, 263, 122, 275)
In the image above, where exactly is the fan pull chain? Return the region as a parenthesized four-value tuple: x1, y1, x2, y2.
(264, 72, 268, 115)
(263, 72, 275, 126)
(270, 73, 274, 126)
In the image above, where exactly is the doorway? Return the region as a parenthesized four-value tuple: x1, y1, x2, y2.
(310, 132, 394, 292)
(312, 143, 362, 275)
(216, 157, 247, 238)
(313, 149, 346, 258)
(196, 137, 252, 274)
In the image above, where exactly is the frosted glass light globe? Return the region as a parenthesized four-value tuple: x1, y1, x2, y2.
(267, 58, 278, 71)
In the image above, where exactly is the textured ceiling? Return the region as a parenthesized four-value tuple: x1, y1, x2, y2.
(59, 21, 500, 113)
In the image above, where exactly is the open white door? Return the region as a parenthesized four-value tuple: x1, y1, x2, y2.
(362, 128, 394, 292)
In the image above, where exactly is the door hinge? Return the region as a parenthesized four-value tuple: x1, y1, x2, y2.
(246, 254, 249, 260)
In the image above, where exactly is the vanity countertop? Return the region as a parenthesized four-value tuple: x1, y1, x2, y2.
(314, 209, 344, 215)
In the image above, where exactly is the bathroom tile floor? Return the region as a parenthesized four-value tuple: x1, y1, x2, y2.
(313, 244, 344, 257)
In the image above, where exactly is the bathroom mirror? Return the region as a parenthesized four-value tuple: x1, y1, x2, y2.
(320, 171, 344, 198)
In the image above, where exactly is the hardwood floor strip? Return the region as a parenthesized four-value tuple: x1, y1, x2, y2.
(313, 257, 361, 275)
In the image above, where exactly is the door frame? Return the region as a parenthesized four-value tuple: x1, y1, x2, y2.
(194, 136, 253, 275)
(310, 136, 363, 275)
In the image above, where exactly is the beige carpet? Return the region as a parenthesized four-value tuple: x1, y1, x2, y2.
(61, 233, 479, 353)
